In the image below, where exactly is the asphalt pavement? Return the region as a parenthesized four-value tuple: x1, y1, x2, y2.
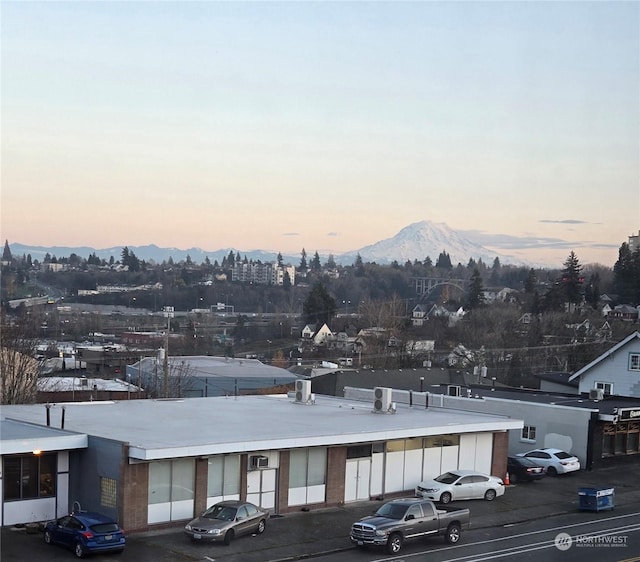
(2, 464, 639, 562)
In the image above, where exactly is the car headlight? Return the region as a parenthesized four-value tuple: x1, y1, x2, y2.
(375, 529, 388, 537)
(424, 488, 438, 493)
(208, 529, 222, 535)
(185, 525, 192, 531)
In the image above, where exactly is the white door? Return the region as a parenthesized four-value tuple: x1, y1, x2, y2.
(246, 468, 277, 511)
(344, 459, 371, 502)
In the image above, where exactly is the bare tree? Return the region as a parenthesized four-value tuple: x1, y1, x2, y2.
(136, 354, 196, 398)
(0, 309, 41, 404)
(358, 295, 408, 367)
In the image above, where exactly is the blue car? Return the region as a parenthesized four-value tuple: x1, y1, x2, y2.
(44, 511, 125, 558)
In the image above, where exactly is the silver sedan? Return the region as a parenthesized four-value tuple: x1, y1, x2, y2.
(184, 500, 269, 544)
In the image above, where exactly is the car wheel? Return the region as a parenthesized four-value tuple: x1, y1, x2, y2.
(74, 542, 86, 559)
(484, 489, 497, 501)
(44, 530, 53, 545)
(256, 519, 266, 534)
(386, 533, 403, 554)
(510, 473, 518, 483)
(223, 529, 234, 545)
(444, 523, 461, 544)
(547, 466, 557, 476)
(440, 492, 452, 504)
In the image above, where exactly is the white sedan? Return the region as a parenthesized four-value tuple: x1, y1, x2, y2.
(415, 470, 505, 504)
(518, 448, 580, 475)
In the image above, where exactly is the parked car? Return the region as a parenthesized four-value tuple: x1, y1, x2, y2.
(507, 455, 546, 482)
(518, 448, 581, 475)
(415, 469, 505, 503)
(350, 497, 470, 554)
(184, 500, 269, 544)
(43, 511, 125, 558)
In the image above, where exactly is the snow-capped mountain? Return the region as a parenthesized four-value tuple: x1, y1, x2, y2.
(7, 221, 519, 266)
(342, 221, 514, 266)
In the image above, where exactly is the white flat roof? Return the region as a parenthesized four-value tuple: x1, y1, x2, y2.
(2, 393, 522, 461)
(0, 419, 88, 455)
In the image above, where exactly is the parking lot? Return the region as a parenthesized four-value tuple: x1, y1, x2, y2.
(2, 464, 640, 562)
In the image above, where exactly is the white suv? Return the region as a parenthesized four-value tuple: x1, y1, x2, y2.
(518, 448, 580, 475)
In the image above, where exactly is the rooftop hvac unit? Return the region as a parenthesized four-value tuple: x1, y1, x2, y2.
(448, 385, 462, 397)
(589, 388, 605, 401)
(373, 387, 392, 413)
(250, 455, 269, 469)
(295, 379, 312, 403)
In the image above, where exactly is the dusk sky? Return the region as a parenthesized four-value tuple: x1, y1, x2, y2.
(2, 1, 638, 267)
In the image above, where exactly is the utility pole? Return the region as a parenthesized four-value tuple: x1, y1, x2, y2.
(163, 306, 174, 398)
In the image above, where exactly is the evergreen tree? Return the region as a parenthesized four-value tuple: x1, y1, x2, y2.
(121, 246, 140, 272)
(613, 242, 640, 304)
(466, 268, 486, 309)
(302, 282, 336, 326)
(277, 252, 283, 267)
(310, 251, 322, 272)
(2, 240, 12, 262)
(524, 268, 537, 293)
(560, 251, 584, 304)
(435, 251, 452, 269)
(299, 248, 308, 271)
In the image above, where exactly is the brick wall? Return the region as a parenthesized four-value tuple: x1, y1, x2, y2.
(120, 448, 148, 532)
(277, 450, 290, 512)
(326, 447, 346, 506)
(491, 432, 508, 479)
(194, 458, 208, 515)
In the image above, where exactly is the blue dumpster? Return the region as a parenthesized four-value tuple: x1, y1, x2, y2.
(578, 486, 615, 512)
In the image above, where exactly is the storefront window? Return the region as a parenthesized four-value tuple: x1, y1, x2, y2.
(2, 454, 57, 501)
(207, 456, 240, 497)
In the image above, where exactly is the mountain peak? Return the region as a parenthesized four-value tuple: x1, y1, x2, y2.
(351, 220, 507, 265)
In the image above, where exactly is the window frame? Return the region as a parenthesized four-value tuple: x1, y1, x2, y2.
(595, 381, 613, 395)
(520, 425, 537, 442)
(2, 453, 57, 501)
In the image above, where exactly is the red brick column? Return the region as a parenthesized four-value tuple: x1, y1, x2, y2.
(119, 449, 149, 532)
(491, 432, 508, 480)
(326, 447, 347, 507)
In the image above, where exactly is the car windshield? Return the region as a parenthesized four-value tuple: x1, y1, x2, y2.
(434, 472, 459, 484)
(202, 505, 237, 521)
(554, 451, 573, 459)
(375, 503, 409, 520)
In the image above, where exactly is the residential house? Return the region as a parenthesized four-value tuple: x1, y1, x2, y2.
(608, 305, 640, 323)
(568, 330, 640, 398)
(411, 304, 428, 327)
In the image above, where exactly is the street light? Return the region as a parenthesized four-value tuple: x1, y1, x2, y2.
(342, 300, 351, 316)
